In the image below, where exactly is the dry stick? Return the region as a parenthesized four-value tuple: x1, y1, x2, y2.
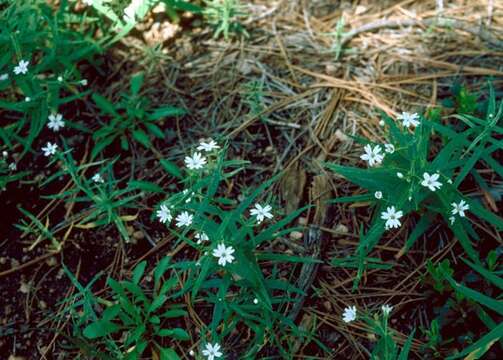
(341, 17, 503, 49)
(0, 251, 59, 279)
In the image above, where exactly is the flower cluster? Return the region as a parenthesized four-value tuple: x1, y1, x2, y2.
(154, 139, 278, 272)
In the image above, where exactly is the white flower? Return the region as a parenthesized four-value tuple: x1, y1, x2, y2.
(360, 144, 384, 167)
(250, 203, 273, 224)
(449, 216, 455, 225)
(175, 211, 193, 227)
(202, 342, 223, 360)
(47, 113, 65, 132)
(397, 112, 420, 128)
(374, 191, 383, 199)
(195, 232, 209, 244)
(92, 173, 104, 183)
(384, 143, 395, 154)
(157, 204, 173, 224)
(197, 139, 220, 152)
(25, 97, 31, 102)
(0, 73, 8, 81)
(253, 298, 259, 304)
(379, 120, 385, 126)
(381, 304, 393, 316)
(451, 200, 469, 218)
(421, 172, 442, 192)
(42, 142, 58, 157)
(342, 306, 357, 323)
(381, 206, 403, 230)
(57, 76, 63, 82)
(8, 162, 17, 171)
(14, 60, 29, 75)
(212, 243, 235, 266)
(2, 151, 7, 157)
(396, 172, 404, 179)
(184, 152, 207, 170)
(189, 350, 195, 356)
(80, 79, 88, 86)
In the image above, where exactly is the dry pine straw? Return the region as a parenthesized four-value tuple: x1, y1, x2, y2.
(3, 0, 502, 358)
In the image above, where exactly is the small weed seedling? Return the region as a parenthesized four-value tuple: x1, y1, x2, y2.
(63, 258, 189, 359)
(91, 72, 185, 158)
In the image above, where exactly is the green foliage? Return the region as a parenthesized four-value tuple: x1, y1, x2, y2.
(0, 152, 27, 191)
(155, 147, 317, 356)
(203, 0, 248, 40)
(422, 257, 503, 359)
(63, 259, 188, 359)
(91, 72, 186, 158)
(353, 307, 415, 360)
(41, 145, 144, 242)
(0, 0, 100, 156)
(325, 81, 503, 289)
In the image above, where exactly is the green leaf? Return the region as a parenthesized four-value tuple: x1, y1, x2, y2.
(158, 328, 190, 340)
(132, 129, 152, 148)
(148, 106, 186, 120)
(444, 275, 503, 316)
(92, 93, 119, 116)
(128, 180, 164, 193)
(447, 321, 503, 360)
(130, 72, 144, 95)
(398, 329, 415, 360)
(159, 347, 181, 360)
(132, 260, 147, 285)
(160, 159, 182, 179)
(83, 319, 120, 339)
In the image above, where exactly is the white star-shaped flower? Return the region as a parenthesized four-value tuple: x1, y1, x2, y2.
(381, 206, 403, 230)
(421, 172, 442, 192)
(212, 243, 235, 266)
(449, 216, 455, 225)
(381, 304, 393, 316)
(195, 232, 209, 244)
(197, 139, 220, 152)
(250, 203, 273, 224)
(202, 342, 223, 360)
(47, 113, 65, 132)
(92, 173, 104, 183)
(14, 60, 29, 75)
(176, 211, 193, 227)
(8, 162, 17, 171)
(374, 191, 383, 199)
(0, 73, 8, 81)
(42, 142, 58, 157)
(156, 204, 172, 224)
(451, 200, 469, 218)
(184, 152, 207, 170)
(342, 306, 357, 323)
(360, 144, 384, 167)
(384, 143, 395, 154)
(397, 112, 420, 128)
